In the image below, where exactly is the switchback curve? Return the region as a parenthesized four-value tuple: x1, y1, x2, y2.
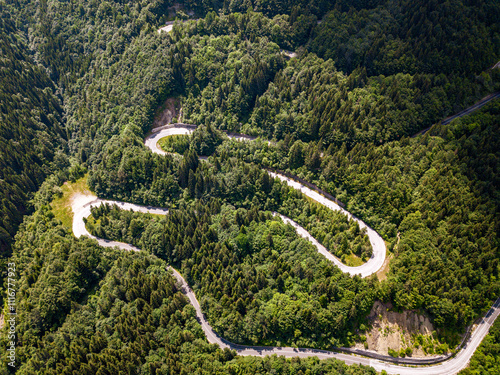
(145, 125, 386, 277)
(69, 193, 500, 374)
(69, 124, 500, 374)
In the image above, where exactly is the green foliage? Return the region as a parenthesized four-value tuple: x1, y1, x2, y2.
(246, 54, 498, 146)
(387, 348, 398, 357)
(158, 134, 191, 154)
(1, 0, 499, 370)
(87, 199, 376, 348)
(237, 101, 500, 331)
(190, 124, 224, 156)
(0, 205, 117, 370)
(332, 103, 500, 328)
(6, 239, 377, 374)
(0, 14, 66, 259)
(165, 18, 498, 147)
(180, 30, 286, 131)
(89, 134, 181, 206)
(4, 0, 172, 90)
(460, 317, 500, 375)
(310, 0, 500, 76)
(4, 202, 364, 374)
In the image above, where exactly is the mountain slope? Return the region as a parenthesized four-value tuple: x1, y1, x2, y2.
(0, 13, 66, 258)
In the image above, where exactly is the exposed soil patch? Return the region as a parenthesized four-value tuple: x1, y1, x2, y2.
(152, 97, 182, 129)
(0, 314, 4, 329)
(354, 301, 448, 358)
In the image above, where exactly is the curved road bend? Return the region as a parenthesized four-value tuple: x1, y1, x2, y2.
(171, 265, 500, 374)
(144, 126, 192, 155)
(70, 193, 500, 374)
(69, 124, 500, 374)
(145, 126, 386, 277)
(72, 194, 168, 251)
(269, 175, 386, 278)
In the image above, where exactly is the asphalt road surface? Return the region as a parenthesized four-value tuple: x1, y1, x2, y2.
(269, 173, 386, 278)
(169, 266, 500, 375)
(146, 126, 387, 277)
(72, 194, 168, 250)
(68, 123, 500, 374)
(413, 91, 500, 137)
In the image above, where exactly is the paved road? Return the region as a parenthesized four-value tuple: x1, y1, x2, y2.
(72, 194, 168, 251)
(269, 174, 386, 278)
(157, 24, 173, 33)
(145, 126, 386, 277)
(144, 126, 192, 155)
(157, 19, 200, 34)
(71, 193, 500, 374)
(69, 124, 500, 374)
(169, 265, 500, 375)
(413, 91, 500, 137)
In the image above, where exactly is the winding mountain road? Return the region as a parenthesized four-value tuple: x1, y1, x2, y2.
(170, 266, 500, 375)
(268, 173, 385, 278)
(72, 194, 168, 251)
(145, 126, 386, 277)
(69, 123, 500, 374)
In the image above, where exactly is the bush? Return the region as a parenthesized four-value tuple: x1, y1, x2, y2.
(388, 348, 398, 357)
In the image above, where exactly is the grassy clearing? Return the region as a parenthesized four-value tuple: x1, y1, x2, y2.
(344, 253, 364, 267)
(51, 174, 92, 228)
(158, 134, 190, 154)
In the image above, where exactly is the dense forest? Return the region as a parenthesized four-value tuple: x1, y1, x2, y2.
(176, 12, 498, 146)
(310, 0, 499, 76)
(85, 199, 375, 348)
(1, 0, 499, 373)
(228, 100, 500, 329)
(1, 200, 375, 374)
(0, 13, 66, 266)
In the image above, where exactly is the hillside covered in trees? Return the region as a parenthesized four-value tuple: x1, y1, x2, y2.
(0, 13, 66, 264)
(1, 0, 499, 373)
(85, 198, 375, 348)
(2, 201, 376, 374)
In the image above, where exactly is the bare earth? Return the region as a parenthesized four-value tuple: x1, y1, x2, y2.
(152, 97, 181, 129)
(354, 301, 438, 357)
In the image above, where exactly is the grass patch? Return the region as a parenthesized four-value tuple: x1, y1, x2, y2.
(344, 253, 364, 267)
(51, 174, 92, 228)
(377, 249, 393, 281)
(158, 134, 190, 154)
